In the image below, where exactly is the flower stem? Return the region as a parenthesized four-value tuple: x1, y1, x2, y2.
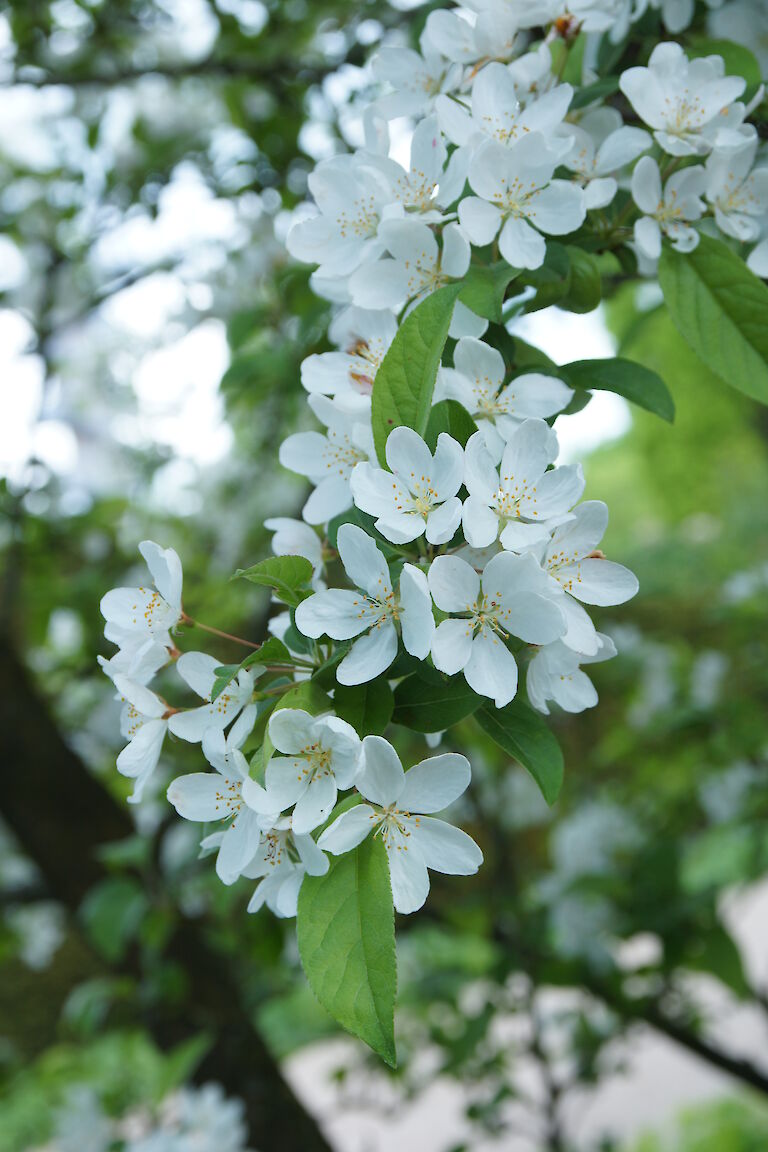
(181, 614, 261, 650)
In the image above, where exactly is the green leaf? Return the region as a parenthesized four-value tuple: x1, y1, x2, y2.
(458, 263, 521, 323)
(334, 679, 394, 737)
(371, 284, 460, 465)
(297, 836, 397, 1066)
(476, 700, 564, 805)
(561, 247, 601, 314)
(658, 234, 768, 407)
(234, 555, 314, 605)
(80, 877, 148, 963)
(570, 76, 619, 110)
(424, 400, 479, 451)
(392, 673, 484, 733)
(520, 243, 571, 313)
(561, 357, 675, 422)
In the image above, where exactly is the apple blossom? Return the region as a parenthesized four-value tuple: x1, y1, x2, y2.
(167, 708, 268, 884)
(349, 219, 470, 311)
(436, 337, 573, 458)
(319, 737, 482, 914)
(100, 540, 182, 676)
(705, 140, 768, 243)
(295, 524, 434, 684)
(459, 134, 586, 271)
(106, 673, 170, 804)
(462, 423, 584, 552)
(619, 43, 746, 157)
(351, 426, 464, 545)
(264, 518, 324, 589)
(245, 817, 329, 918)
(527, 633, 618, 715)
(631, 156, 706, 261)
(168, 652, 261, 742)
(301, 307, 397, 397)
(564, 109, 651, 210)
(279, 393, 373, 526)
(428, 551, 566, 706)
(248, 708, 362, 834)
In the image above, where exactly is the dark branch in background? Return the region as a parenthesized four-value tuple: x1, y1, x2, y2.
(494, 923, 768, 1098)
(0, 639, 333, 1152)
(6, 47, 364, 91)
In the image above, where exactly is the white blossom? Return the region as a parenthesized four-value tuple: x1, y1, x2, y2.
(435, 63, 574, 155)
(564, 108, 651, 209)
(351, 426, 464, 545)
(319, 736, 482, 914)
(428, 551, 566, 706)
(285, 153, 397, 278)
(100, 540, 182, 680)
(168, 652, 260, 743)
(247, 707, 362, 833)
(462, 423, 584, 551)
(106, 673, 170, 804)
(295, 524, 434, 684)
(459, 134, 586, 270)
(527, 632, 617, 714)
(436, 337, 573, 458)
(279, 393, 373, 526)
(167, 708, 267, 884)
(371, 36, 462, 121)
(245, 817, 329, 918)
(631, 156, 706, 261)
(301, 307, 397, 397)
(619, 43, 747, 157)
(349, 219, 470, 311)
(705, 140, 768, 243)
(540, 500, 638, 653)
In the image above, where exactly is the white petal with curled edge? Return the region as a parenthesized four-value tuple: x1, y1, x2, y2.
(464, 631, 518, 707)
(336, 623, 398, 685)
(138, 540, 183, 613)
(431, 618, 473, 676)
(318, 804, 379, 854)
(292, 772, 338, 835)
(425, 497, 462, 545)
(111, 675, 166, 718)
(118, 719, 167, 802)
(462, 497, 500, 549)
(175, 651, 219, 700)
(398, 753, 471, 814)
(400, 563, 435, 659)
(526, 181, 586, 236)
(560, 595, 600, 656)
(268, 708, 316, 755)
(167, 772, 226, 822)
(100, 587, 177, 636)
(263, 757, 309, 811)
(295, 589, 368, 641)
(303, 475, 353, 526)
(428, 555, 480, 613)
(499, 216, 546, 271)
(358, 735, 405, 807)
(216, 812, 264, 885)
(294, 833, 329, 877)
(337, 524, 391, 598)
(412, 816, 483, 875)
(388, 838, 430, 914)
(546, 500, 608, 564)
(566, 558, 639, 606)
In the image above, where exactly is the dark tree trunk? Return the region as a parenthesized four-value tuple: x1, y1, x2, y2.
(0, 639, 333, 1152)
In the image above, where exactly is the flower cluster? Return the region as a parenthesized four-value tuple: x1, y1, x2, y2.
(99, 0, 763, 950)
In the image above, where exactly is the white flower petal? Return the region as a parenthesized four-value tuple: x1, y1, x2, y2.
(399, 564, 435, 659)
(464, 631, 518, 707)
(336, 622, 398, 685)
(388, 838, 430, 914)
(399, 753, 471, 813)
(319, 804, 379, 854)
(431, 618, 474, 676)
(413, 816, 483, 875)
(359, 735, 405, 806)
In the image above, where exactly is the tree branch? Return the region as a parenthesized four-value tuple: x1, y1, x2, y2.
(0, 638, 333, 1152)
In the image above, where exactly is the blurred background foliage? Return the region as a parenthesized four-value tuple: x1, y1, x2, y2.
(1, 1, 768, 1150)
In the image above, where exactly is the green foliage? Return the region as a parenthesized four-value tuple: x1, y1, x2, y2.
(234, 555, 314, 606)
(334, 680, 394, 737)
(562, 246, 602, 314)
(297, 836, 397, 1066)
(688, 39, 763, 96)
(562, 357, 675, 422)
(79, 878, 148, 964)
(518, 243, 571, 312)
(629, 1096, 768, 1152)
(392, 673, 484, 733)
(211, 638, 292, 701)
(659, 235, 768, 406)
(458, 263, 521, 323)
(424, 400, 479, 450)
(371, 284, 460, 465)
(475, 701, 564, 805)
